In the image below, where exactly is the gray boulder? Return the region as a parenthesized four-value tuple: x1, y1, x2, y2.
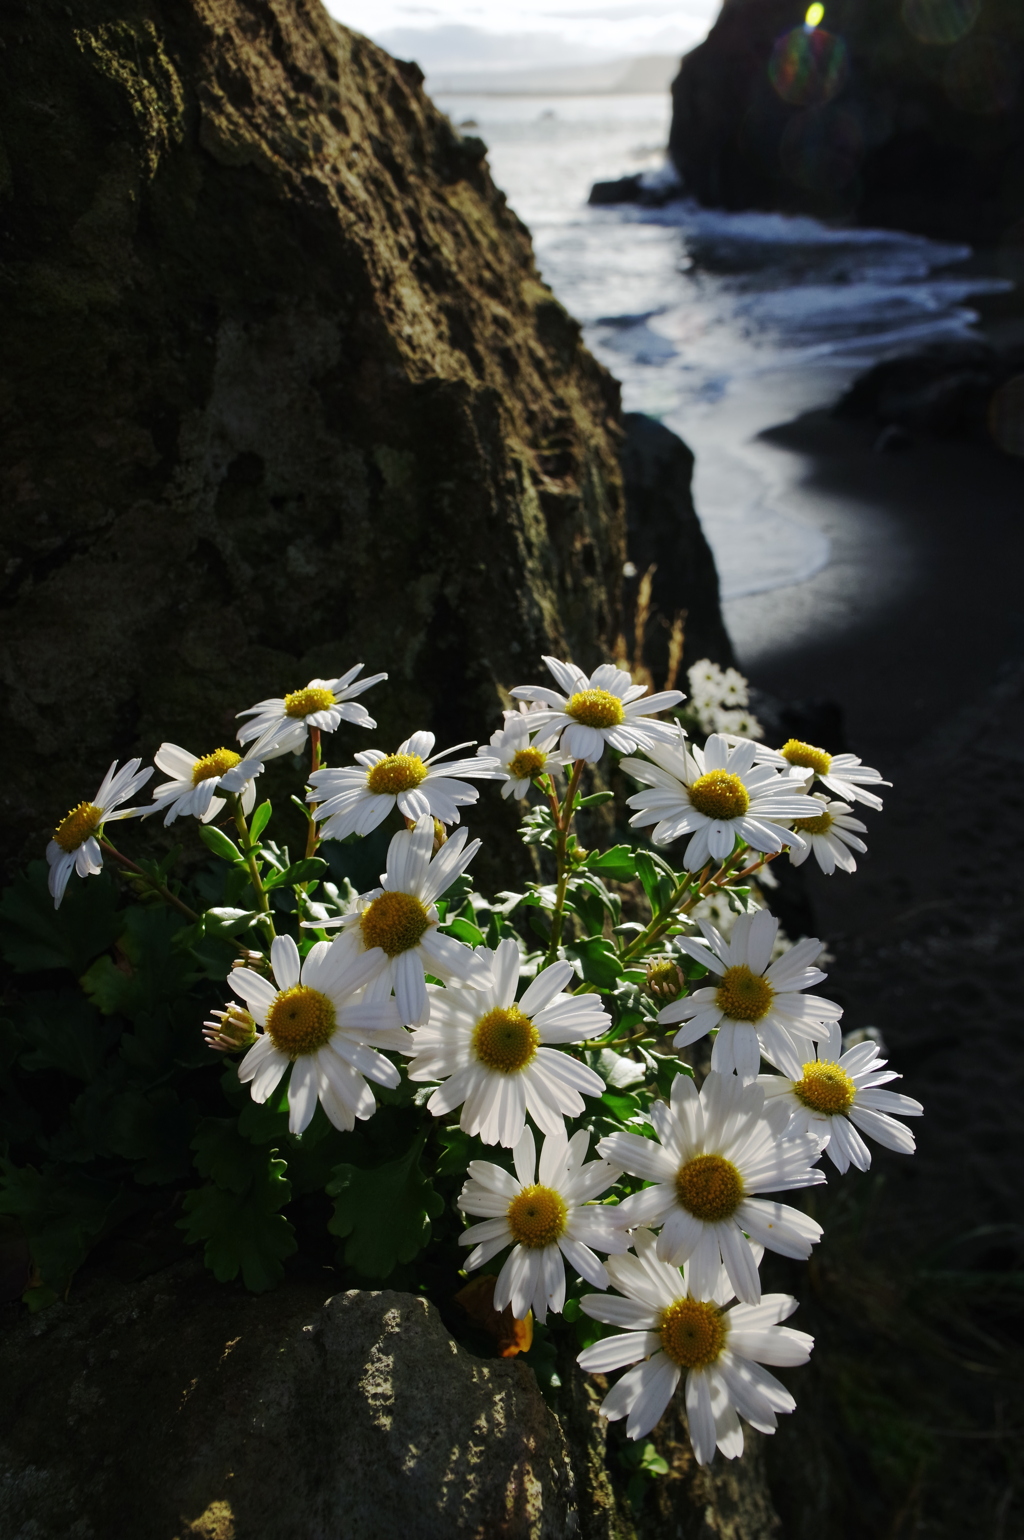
(0, 1263, 781, 1539)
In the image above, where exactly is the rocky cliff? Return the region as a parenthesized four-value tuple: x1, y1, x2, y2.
(669, 0, 1024, 240)
(0, 0, 626, 873)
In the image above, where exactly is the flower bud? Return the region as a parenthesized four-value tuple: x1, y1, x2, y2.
(644, 959, 685, 1002)
(203, 1005, 257, 1053)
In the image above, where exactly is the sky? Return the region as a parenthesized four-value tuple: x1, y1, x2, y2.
(325, 0, 724, 67)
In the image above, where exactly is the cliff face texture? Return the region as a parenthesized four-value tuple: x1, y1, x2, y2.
(0, 0, 625, 870)
(669, 0, 1024, 240)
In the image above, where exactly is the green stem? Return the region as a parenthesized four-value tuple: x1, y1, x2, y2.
(544, 758, 585, 964)
(304, 727, 322, 862)
(99, 839, 201, 925)
(231, 799, 276, 939)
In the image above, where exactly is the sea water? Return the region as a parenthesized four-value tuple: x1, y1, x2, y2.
(434, 93, 1008, 605)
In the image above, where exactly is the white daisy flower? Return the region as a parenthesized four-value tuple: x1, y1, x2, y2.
(230, 933, 406, 1134)
(510, 656, 684, 764)
(457, 1124, 628, 1323)
(145, 744, 264, 826)
(718, 668, 750, 708)
(405, 937, 609, 1146)
(577, 1229, 812, 1458)
(710, 707, 764, 741)
(480, 715, 568, 799)
(759, 1038, 923, 1174)
(687, 659, 724, 696)
(317, 815, 490, 1026)
(307, 730, 503, 840)
(787, 794, 867, 875)
(659, 908, 843, 1080)
(236, 663, 387, 760)
(599, 1071, 824, 1304)
(46, 759, 154, 908)
(621, 734, 812, 873)
(755, 739, 890, 811)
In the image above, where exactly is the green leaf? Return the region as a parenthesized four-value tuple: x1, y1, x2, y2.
(327, 1134, 443, 1278)
(0, 1161, 135, 1297)
(80, 906, 193, 1026)
(262, 857, 328, 891)
(250, 801, 273, 843)
(13, 991, 119, 1081)
(581, 845, 636, 882)
(436, 1124, 486, 1178)
(198, 825, 244, 864)
(570, 937, 623, 989)
(575, 791, 615, 809)
(635, 850, 677, 913)
(178, 1155, 296, 1293)
(0, 863, 120, 975)
(191, 1116, 266, 1192)
(442, 916, 485, 947)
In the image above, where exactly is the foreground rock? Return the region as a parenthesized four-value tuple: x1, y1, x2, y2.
(0, 1263, 781, 1539)
(0, 0, 626, 873)
(669, 0, 1024, 240)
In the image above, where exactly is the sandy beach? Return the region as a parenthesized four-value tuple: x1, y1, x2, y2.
(726, 410, 1024, 1537)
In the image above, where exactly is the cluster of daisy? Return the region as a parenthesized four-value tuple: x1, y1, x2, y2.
(43, 652, 921, 1471)
(685, 658, 764, 740)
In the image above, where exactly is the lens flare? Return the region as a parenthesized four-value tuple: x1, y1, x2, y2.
(901, 0, 980, 46)
(769, 26, 849, 108)
(805, 3, 825, 26)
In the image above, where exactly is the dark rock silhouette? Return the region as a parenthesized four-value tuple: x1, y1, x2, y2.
(668, 0, 1024, 241)
(621, 414, 735, 687)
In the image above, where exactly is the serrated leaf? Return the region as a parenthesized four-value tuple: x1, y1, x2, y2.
(0, 1161, 135, 1296)
(189, 1117, 260, 1193)
(250, 801, 273, 843)
(198, 824, 244, 864)
(635, 850, 677, 913)
(178, 1155, 296, 1293)
(13, 991, 119, 1082)
(327, 1134, 443, 1278)
(0, 863, 120, 975)
(581, 845, 636, 882)
(262, 857, 327, 891)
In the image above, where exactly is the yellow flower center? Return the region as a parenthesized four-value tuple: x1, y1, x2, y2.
(366, 753, 429, 796)
(471, 1005, 540, 1074)
(359, 890, 431, 956)
(794, 1060, 856, 1116)
(659, 1297, 729, 1369)
(566, 688, 625, 729)
(284, 686, 336, 719)
(53, 802, 104, 853)
(675, 1153, 744, 1222)
(265, 984, 336, 1057)
(191, 748, 241, 786)
(688, 770, 750, 821)
(716, 964, 774, 1022)
(506, 1184, 568, 1249)
(791, 810, 834, 835)
(781, 739, 832, 775)
(508, 746, 547, 780)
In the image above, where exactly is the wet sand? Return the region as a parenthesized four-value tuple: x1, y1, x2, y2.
(725, 413, 1024, 1538)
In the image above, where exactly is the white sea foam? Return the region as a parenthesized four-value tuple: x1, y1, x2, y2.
(434, 92, 1009, 599)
